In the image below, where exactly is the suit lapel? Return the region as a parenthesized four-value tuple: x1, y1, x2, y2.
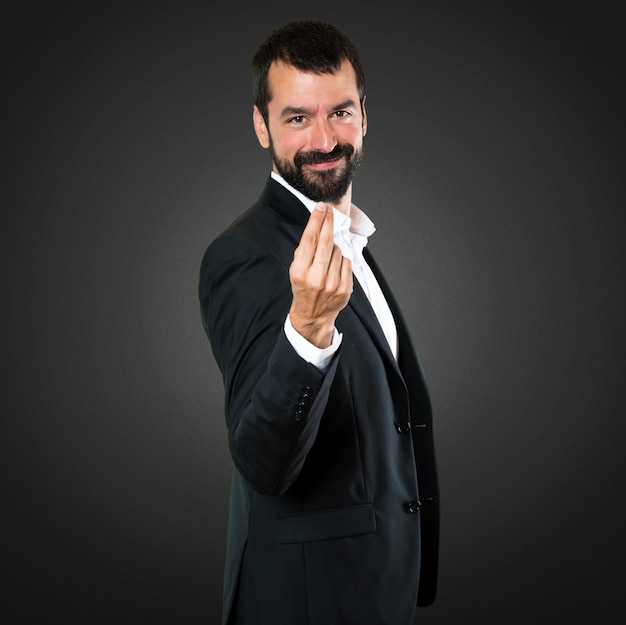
(365, 248, 432, 415)
(363, 248, 405, 343)
(260, 177, 311, 228)
(346, 275, 401, 376)
(363, 247, 414, 366)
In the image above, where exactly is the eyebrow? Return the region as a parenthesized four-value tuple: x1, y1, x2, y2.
(279, 99, 358, 120)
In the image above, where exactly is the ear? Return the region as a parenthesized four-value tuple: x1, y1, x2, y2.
(361, 96, 367, 137)
(253, 105, 270, 148)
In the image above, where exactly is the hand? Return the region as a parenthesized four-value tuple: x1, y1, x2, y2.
(289, 203, 353, 348)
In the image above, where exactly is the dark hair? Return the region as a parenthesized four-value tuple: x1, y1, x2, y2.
(252, 20, 366, 123)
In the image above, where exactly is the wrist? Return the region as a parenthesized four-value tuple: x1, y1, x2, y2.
(288, 310, 335, 349)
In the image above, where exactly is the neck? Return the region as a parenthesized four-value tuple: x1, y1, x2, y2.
(329, 187, 352, 216)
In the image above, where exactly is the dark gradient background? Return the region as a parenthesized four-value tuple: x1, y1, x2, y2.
(3, 1, 625, 623)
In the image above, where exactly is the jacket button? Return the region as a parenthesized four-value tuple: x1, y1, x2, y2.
(293, 405, 306, 422)
(395, 421, 411, 434)
(405, 500, 421, 513)
(293, 387, 313, 421)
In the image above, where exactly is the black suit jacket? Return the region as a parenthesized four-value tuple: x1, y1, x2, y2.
(199, 178, 439, 625)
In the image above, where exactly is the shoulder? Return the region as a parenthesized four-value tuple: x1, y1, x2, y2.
(213, 176, 309, 251)
(198, 204, 297, 314)
(200, 203, 286, 281)
(198, 178, 309, 303)
(200, 198, 305, 279)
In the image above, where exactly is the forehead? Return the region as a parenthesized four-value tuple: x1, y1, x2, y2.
(266, 60, 359, 109)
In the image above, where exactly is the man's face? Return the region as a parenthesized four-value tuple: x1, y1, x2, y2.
(253, 60, 366, 203)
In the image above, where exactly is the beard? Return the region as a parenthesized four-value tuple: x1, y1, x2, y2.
(269, 140, 364, 203)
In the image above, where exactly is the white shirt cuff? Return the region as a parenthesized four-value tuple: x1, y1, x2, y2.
(284, 315, 342, 372)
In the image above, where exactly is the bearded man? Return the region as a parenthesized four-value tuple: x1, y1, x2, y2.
(199, 19, 439, 625)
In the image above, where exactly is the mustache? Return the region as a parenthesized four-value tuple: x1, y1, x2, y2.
(294, 143, 354, 167)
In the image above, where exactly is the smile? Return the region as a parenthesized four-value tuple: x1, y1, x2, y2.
(305, 158, 343, 171)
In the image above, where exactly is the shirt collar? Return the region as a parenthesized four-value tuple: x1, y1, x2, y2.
(270, 172, 376, 240)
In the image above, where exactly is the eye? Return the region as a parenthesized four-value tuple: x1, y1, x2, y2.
(287, 115, 306, 124)
(332, 110, 352, 120)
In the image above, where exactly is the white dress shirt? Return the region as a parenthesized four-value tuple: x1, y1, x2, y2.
(272, 172, 398, 370)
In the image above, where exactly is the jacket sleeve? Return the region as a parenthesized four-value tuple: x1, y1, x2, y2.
(199, 232, 341, 496)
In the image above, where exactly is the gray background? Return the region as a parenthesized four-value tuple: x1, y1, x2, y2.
(3, 1, 625, 623)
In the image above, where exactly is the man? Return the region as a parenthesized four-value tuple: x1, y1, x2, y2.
(199, 20, 439, 625)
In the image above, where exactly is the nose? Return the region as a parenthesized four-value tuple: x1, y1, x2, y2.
(309, 118, 337, 152)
